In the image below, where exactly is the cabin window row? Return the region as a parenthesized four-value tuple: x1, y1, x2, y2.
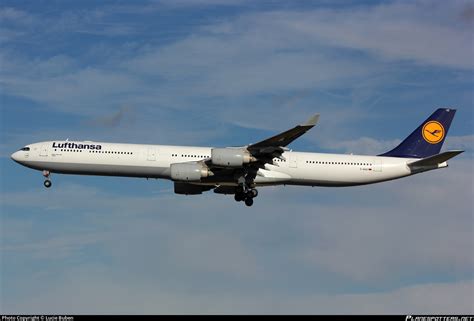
(89, 150, 133, 154)
(171, 154, 210, 158)
(55, 149, 133, 155)
(306, 160, 372, 166)
(56, 149, 83, 152)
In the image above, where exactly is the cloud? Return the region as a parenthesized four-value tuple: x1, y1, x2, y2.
(0, 7, 37, 43)
(1, 62, 144, 115)
(3, 270, 473, 314)
(0, 7, 36, 25)
(156, 0, 249, 7)
(460, 3, 474, 22)
(445, 135, 474, 152)
(1, 159, 472, 313)
(83, 105, 136, 128)
(276, 1, 474, 69)
(322, 136, 402, 155)
(2, 0, 472, 123)
(1, 1, 473, 314)
(1, 232, 109, 260)
(316, 134, 474, 156)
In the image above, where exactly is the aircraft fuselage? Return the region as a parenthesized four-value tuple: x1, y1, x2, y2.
(11, 140, 427, 187)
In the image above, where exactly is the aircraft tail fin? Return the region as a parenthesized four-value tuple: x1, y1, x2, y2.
(380, 108, 456, 158)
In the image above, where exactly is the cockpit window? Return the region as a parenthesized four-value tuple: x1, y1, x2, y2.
(20, 147, 30, 151)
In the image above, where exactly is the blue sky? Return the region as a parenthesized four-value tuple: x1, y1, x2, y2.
(1, 0, 473, 314)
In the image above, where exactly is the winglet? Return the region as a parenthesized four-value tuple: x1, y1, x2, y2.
(302, 113, 320, 127)
(248, 112, 320, 150)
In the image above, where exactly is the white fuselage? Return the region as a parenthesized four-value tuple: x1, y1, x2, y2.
(10, 140, 426, 187)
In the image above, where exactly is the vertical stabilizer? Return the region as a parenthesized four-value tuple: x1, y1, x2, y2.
(380, 108, 456, 158)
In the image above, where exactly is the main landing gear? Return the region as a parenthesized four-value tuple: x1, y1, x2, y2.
(43, 170, 52, 188)
(234, 186, 258, 207)
(233, 170, 258, 207)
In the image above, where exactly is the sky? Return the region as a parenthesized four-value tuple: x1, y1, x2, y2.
(0, 0, 473, 314)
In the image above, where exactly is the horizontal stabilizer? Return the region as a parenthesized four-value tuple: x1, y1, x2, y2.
(408, 150, 464, 168)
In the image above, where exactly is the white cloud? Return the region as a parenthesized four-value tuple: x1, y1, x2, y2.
(1, 160, 472, 313)
(445, 135, 474, 151)
(0, 7, 35, 25)
(323, 136, 402, 155)
(277, 1, 474, 69)
(156, 0, 248, 7)
(3, 270, 473, 314)
(1, 2, 473, 313)
(1, 63, 144, 115)
(2, 0, 472, 122)
(1, 232, 109, 260)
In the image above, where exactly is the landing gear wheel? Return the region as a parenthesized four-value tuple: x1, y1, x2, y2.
(44, 180, 52, 188)
(244, 197, 254, 207)
(245, 188, 258, 199)
(250, 188, 258, 198)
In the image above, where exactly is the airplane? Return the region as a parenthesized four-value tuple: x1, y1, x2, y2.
(11, 108, 463, 207)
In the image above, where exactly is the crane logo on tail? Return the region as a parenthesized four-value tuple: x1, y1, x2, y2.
(422, 121, 445, 144)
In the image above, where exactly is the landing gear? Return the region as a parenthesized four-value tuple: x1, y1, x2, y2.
(42, 170, 52, 188)
(233, 170, 258, 206)
(234, 185, 258, 206)
(249, 188, 258, 198)
(244, 197, 254, 207)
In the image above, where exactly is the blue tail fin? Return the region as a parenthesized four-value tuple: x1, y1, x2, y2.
(380, 108, 456, 158)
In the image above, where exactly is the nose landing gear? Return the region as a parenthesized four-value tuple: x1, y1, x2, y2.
(43, 170, 52, 188)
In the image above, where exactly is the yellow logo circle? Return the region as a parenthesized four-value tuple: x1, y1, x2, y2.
(422, 121, 445, 144)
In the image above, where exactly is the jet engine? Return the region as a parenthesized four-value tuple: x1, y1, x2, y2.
(211, 148, 256, 167)
(170, 162, 213, 182)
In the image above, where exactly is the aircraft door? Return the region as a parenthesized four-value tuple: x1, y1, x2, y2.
(40, 145, 48, 157)
(147, 148, 156, 161)
(372, 159, 382, 172)
(289, 153, 298, 168)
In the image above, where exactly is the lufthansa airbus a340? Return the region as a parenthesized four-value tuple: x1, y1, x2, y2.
(11, 108, 462, 206)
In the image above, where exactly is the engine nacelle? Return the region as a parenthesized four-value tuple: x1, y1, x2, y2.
(170, 162, 212, 182)
(211, 148, 255, 167)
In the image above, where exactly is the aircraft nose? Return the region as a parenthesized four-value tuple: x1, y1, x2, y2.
(11, 151, 20, 162)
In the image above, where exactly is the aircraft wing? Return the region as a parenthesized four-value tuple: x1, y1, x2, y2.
(247, 113, 319, 160)
(199, 113, 319, 185)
